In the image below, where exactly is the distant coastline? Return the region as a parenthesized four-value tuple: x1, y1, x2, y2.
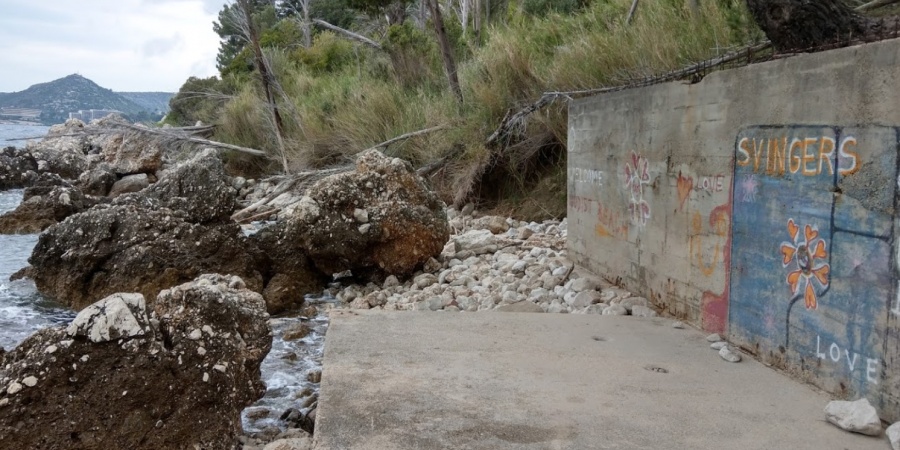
(0, 120, 44, 126)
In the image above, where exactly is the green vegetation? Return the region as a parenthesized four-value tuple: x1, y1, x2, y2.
(168, 0, 761, 218)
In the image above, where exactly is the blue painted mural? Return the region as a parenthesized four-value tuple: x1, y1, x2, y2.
(729, 125, 898, 406)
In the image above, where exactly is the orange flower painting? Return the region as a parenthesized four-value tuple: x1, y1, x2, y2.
(780, 219, 830, 309)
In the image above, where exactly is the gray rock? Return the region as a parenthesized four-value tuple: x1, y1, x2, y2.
(453, 229, 499, 255)
(383, 275, 400, 289)
(718, 345, 742, 363)
(619, 296, 648, 313)
(710, 341, 727, 350)
(352, 208, 369, 223)
(602, 304, 628, 316)
(567, 277, 597, 293)
(630, 304, 658, 317)
(66, 293, 151, 343)
(569, 290, 599, 308)
(414, 273, 437, 289)
(672, 321, 685, 329)
(824, 398, 882, 436)
(706, 333, 723, 343)
(886, 422, 900, 449)
(108, 173, 150, 198)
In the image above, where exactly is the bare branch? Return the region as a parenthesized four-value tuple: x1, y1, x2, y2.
(361, 125, 449, 153)
(857, 0, 900, 11)
(626, 0, 639, 25)
(312, 19, 383, 50)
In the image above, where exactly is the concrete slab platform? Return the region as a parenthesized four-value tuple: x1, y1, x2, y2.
(313, 311, 885, 449)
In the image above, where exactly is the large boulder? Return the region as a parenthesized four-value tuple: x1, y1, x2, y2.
(28, 203, 265, 310)
(282, 150, 449, 276)
(24, 119, 92, 179)
(92, 117, 164, 175)
(0, 274, 272, 450)
(252, 224, 328, 314)
(116, 149, 236, 224)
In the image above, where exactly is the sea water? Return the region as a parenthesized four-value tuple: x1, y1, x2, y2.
(0, 123, 325, 433)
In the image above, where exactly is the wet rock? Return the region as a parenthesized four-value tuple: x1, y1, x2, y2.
(282, 323, 312, 341)
(28, 203, 265, 311)
(0, 184, 99, 234)
(263, 436, 313, 450)
(251, 226, 327, 314)
(824, 398, 882, 436)
(108, 173, 150, 198)
(280, 150, 449, 277)
(0, 274, 271, 450)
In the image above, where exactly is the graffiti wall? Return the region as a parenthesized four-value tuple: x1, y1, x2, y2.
(568, 38, 900, 420)
(729, 125, 897, 411)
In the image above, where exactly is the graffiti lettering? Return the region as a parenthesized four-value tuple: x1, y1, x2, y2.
(595, 202, 629, 239)
(568, 195, 595, 214)
(622, 151, 651, 226)
(736, 136, 859, 177)
(694, 175, 725, 193)
(815, 335, 880, 384)
(569, 168, 604, 185)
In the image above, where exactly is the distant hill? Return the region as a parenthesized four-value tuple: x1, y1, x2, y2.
(0, 74, 170, 124)
(117, 92, 174, 114)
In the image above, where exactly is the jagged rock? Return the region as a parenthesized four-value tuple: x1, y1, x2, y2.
(65, 293, 151, 342)
(252, 225, 327, 314)
(96, 122, 164, 175)
(0, 184, 100, 234)
(76, 165, 117, 196)
(25, 119, 91, 179)
(115, 149, 236, 224)
(824, 398, 882, 436)
(108, 173, 150, 197)
(0, 146, 39, 190)
(281, 150, 449, 276)
(28, 203, 265, 311)
(0, 274, 271, 450)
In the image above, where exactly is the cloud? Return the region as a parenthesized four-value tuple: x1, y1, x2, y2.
(0, 0, 222, 92)
(142, 35, 184, 58)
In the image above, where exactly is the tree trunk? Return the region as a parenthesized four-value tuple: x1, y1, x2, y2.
(301, 0, 311, 48)
(745, 0, 899, 51)
(237, 0, 290, 173)
(427, 0, 464, 103)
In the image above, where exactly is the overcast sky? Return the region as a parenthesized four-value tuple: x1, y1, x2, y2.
(0, 0, 225, 93)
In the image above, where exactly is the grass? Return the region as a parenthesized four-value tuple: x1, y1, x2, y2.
(211, 0, 761, 217)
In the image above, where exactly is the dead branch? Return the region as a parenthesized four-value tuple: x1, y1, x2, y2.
(108, 122, 268, 156)
(312, 19, 383, 50)
(858, 0, 900, 11)
(626, 0, 640, 25)
(362, 125, 449, 153)
(230, 166, 350, 221)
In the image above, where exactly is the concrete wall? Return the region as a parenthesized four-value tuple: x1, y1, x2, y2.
(567, 38, 900, 420)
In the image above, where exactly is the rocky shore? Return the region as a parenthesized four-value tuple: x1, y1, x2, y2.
(0, 116, 659, 450)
